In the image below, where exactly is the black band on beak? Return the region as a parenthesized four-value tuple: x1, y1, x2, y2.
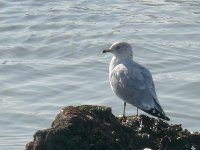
(102, 49, 112, 53)
(102, 50, 107, 53)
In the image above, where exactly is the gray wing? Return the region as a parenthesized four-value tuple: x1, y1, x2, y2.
(110, 63, 169, 120)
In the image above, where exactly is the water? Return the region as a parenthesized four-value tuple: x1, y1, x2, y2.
(0, 0, 200, 149)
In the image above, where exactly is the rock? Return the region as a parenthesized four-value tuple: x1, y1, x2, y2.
(26, 105, 200, 150)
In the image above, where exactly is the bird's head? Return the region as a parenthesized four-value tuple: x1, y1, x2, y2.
(102, 42, 133, 58)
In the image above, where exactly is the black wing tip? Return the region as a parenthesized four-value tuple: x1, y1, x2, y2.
(144, 108, 170, 121)
(163, 116, 170, 121)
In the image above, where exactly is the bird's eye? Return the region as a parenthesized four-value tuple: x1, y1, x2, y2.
(116, 46, 120, 50)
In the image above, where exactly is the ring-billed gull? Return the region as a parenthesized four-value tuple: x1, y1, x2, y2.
(103, 42, 170, 121)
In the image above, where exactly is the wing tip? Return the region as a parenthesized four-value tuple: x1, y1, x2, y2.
(163, 115, 170, 121)
(143, 108, 170, 121)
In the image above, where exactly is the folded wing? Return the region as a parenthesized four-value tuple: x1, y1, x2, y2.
(110, 62, 170, 121)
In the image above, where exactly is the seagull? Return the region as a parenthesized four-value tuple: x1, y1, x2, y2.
(103, 42, 170, 121)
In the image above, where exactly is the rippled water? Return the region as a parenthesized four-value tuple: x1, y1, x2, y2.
(0, 0, 200, 149)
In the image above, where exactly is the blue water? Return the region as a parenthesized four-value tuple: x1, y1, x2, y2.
(0, 0, 200, 149)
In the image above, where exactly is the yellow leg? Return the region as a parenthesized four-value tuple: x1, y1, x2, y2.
(123, 102, 126, 117)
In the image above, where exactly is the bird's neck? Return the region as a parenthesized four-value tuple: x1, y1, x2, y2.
(109, 56, 133, 76)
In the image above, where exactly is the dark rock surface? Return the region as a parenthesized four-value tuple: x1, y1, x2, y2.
(26, 105, 200, 150)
